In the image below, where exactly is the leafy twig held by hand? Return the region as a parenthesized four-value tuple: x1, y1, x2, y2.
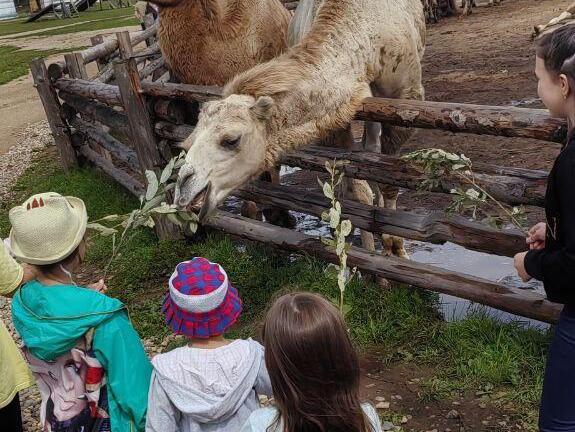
(402, 149, 527, 233)
(87, 152, 198, 279)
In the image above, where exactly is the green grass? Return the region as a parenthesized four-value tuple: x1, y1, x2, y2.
(0, 149, 552, 430)
(0, 7, 135, 37)
(0, 45, 74, 85)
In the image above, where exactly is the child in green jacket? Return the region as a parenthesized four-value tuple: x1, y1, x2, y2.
(9, 192, 152, 432)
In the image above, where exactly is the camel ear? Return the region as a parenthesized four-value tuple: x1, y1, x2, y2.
(250, 96, 274, 121)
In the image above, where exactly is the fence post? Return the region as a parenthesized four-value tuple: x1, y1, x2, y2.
(64, 52, 88, 80)
(90, 35, 108, 72)
(113, 52, 180, 239)
(30, 58, 77, 172)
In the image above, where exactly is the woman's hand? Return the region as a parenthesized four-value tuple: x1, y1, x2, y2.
(87, 279, 108, 293)
(526, 222, 546, 250)
(514, 251, 531, 282)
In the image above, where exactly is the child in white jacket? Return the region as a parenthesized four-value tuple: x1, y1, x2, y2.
(146, 258, 272, 432)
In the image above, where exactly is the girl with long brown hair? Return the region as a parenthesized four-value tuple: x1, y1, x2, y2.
(240, 292, 382, 432)
(513, 24, 575, 432)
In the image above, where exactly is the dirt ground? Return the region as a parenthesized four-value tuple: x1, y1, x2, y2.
(0, 25, 138, 156)
(358, 1, 573, 430)
(2, 1, 572, 430)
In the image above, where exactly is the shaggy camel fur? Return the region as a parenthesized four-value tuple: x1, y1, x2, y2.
(149, 0, 291, 86)
(174, 0, 426, 257)
(533, 2, 575, 38)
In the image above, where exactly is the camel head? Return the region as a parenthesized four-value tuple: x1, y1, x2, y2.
(174, 94, 275, 220)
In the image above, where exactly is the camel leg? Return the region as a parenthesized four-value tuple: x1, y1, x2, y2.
(241, 168, 296, 228)
(262, 167, 297, 228)
(335, 127, 375, 253)
(372, 72, 425, 259)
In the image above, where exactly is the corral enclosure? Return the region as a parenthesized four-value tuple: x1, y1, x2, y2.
(31, 0, 572, 326)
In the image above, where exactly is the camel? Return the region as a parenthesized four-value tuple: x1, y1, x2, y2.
(174, 0, 426, 258)
(148, 0, 291, 86)
(533, 2, 575, 39)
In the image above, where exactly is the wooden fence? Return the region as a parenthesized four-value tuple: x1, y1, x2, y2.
(31, 15, 566, 324)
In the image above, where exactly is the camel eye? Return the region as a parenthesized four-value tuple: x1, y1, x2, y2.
(221, 136, 241, 150)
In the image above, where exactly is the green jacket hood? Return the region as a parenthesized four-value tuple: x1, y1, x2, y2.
(12, 280, 126, 361)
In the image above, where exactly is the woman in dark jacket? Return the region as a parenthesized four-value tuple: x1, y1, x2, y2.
(514, 24, 575, 432)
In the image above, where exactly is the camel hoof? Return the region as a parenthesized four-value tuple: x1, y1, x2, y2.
(394, 249, 409, 259)
(241, 201, 261, 221)
(264, 208, 297, 229)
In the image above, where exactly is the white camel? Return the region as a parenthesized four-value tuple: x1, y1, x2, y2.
(174, 0, 426, 257)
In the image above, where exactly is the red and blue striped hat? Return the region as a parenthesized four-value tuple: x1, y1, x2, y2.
(163, 257, 242, 338)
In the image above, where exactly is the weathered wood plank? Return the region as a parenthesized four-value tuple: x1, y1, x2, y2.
(90, 35, 108, 73)
(114, 57, 180, 239)
(206, 211, 561, 323)
(78, 144, 144, 196)
(70, 117, 139, 171)
(30, 59, 77, 171)
(64, 52, 88, 80)
(237, 180, 526, 257)
(59, 91, 131, 138)
(141, 81, 223, 103)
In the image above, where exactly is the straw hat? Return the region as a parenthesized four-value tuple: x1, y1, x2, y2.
(163, 258, 243, 338)
(9, 193, 88, 265)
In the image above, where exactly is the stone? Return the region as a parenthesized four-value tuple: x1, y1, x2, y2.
(375, 396, 386, 402)
(446, 409, 460, 419)
(366, 383, 376, 388)
(395, 395, 403, 400)
(401, 416, 408, 424)
(382, 421, 395, 431)
(376, 401, 391, 410)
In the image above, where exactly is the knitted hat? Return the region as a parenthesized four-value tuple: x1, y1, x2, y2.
(9, 193, 87, 265)
(163, 258, 243, 338)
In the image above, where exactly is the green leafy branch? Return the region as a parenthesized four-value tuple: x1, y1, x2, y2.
(318, 160, 357, 316)
(402, 149, 527, 233)
(87, 152, 198, 279)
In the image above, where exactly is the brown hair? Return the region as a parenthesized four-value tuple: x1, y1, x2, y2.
(536, 24, 575, 80)
(35, 239, 85, 278)
(262, 292, 373, 432)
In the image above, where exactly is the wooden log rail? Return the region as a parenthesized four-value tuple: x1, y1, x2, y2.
(237, 181, 526, 257)
(48, 24, 158, 79)
(282, 146, 548, 207)
(153, 120, 548, 207)
(77, 144, 144, 196)
(53, 78, 567, 144)
(357, 98, 567, 143)
(59, 91, 130, 137)
(206, 211, 561, 324)
(54, 78, 122, 106)
(139, 82, 567, 143)
(69, 117, 140, 172)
